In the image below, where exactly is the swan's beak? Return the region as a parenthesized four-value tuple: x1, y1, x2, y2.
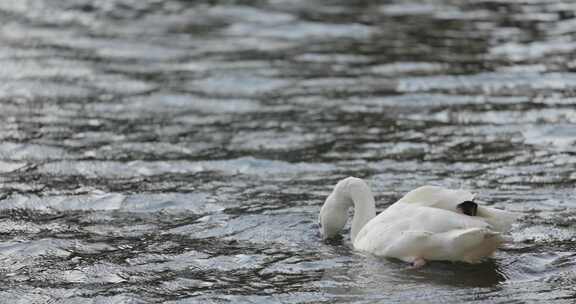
(318, 218, 341, 242)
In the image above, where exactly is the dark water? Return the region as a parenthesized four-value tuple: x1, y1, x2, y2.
(1, 0, 576, 303)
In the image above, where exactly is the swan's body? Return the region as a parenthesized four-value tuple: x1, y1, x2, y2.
(319, 177, 518, 266)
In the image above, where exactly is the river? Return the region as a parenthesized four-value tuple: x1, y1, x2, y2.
(0, 0, 575, 303)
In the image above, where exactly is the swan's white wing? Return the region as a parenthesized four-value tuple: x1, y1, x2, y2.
(358, 205, 491, 238)
(396, 204, 517, 233)
(352, 186, 519, 263)
(396, 186, 474, 211)
(354, 205, 508, 262)
(376, 227, 502, 263)
(354, 205, 492, 251)
(396, 186, 519, 233)
(381, 230, 433, 262)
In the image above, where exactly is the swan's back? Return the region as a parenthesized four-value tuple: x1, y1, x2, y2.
(353, 186, 518, 264)
(397, 185, 474, 210)
(397, 185, 516, 232)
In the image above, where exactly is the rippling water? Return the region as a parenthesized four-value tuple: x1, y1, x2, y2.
(1, 0, 576, 303)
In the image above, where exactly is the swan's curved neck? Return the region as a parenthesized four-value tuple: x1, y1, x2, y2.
(320, 177, 376, 242)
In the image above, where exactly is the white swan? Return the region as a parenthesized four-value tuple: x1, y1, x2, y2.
(319, 177, 518, 266)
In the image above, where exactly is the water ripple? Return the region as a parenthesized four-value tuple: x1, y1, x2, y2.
(0, 0, 575, 303)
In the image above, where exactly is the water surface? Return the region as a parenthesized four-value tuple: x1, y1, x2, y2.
(1, 0, 576, 303)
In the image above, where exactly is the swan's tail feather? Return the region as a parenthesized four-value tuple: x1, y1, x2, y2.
(453, 228, 491, 248)
(451, 228, 505, 263)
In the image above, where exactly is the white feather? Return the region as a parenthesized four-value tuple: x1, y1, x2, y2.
(319, 177, 519, 264)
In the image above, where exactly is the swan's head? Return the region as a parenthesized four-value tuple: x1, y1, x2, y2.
(398, 185, 476, 213)
(318, 177, 377, 242)
(319, 195, 348, 240)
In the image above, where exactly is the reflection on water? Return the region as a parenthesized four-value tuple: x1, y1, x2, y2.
(1, 0, 576, 303)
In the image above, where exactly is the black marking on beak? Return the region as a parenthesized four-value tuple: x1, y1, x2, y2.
(457, 201, 478, 216)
